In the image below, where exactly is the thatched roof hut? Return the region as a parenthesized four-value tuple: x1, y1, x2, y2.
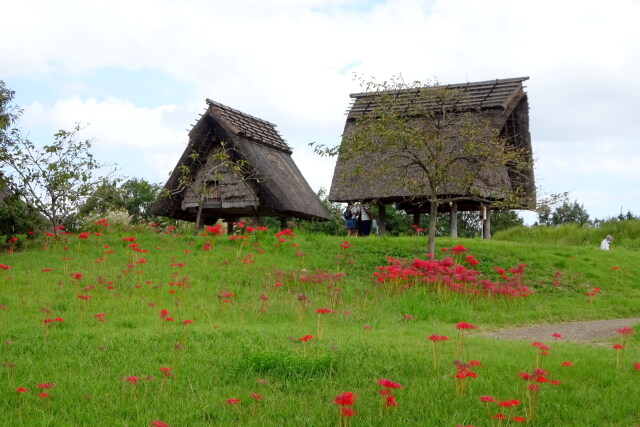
(151, 99, 329, 226)
(328, 77, 535, 236)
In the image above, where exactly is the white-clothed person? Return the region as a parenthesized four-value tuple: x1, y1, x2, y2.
(600, 235, 613, 250)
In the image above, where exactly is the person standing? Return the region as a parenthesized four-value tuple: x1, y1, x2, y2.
(600, 235, 613, 250)
(355, 204, 374, 237)
(343, 203, 358, 236)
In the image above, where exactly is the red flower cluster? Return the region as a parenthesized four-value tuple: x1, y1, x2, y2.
(333, 391, 355, 416)
(428, 334, 449, 342)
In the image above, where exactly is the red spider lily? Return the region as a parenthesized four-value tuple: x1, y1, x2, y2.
(159, 309, 169, 319)
(339, 241, 352, 249)
(385, 395, 399, 407)
(160, 367, 171, 377)
(513, 416, 526, 423)
(38, 392, 49, 399)
(0, 264, 11, 270)
(551, 332, 562, 339)
(15, 387, 28, 393)
(150, 421, 168, 427)
(617, 326, 634, 336)
(41, 268, 53, 272)
(316, 308, 333, 314)
(37, 383, 55, 389)
(340, 407, 355, 417)
(299, 334, 313, 342)
(122, 237, 136, 242)
(479, 395, 495, 403)
(428, 334, 449, 342)
(456, 322, 476, 330)
(76, 295, 92, 301)
(93, 313, 106, 322)
(251, 393, 262, 400)
(633, 362, 640, 371)
(125, 376, 139, 385)
(613, 344, 624, 350)
(403, 314, 413, 320)
(333, 391, 355, 406)
(498, 399, 520, 408)
(226, 398, 240, 405)
(465, 255, 479, 266)
(493, 413, 506, 419)
(562, 361, 573, 367)
(72, 273, 83, 280)
(378, 378, 402, 389)
(182, 319, 193, 325)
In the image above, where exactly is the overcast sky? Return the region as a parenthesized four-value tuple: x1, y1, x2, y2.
(2, 0, 639, 223)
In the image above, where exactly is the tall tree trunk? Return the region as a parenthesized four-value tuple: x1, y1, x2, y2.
(194, 195, 205, 236)
(427, 201, 438, 255)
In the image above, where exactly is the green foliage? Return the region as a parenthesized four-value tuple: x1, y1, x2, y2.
(79, 178, 162, 224)
(0, 190, 44, 237)
(494, 219, 640, 251)
(538, 200, 590, 226)
(0, 214, 639, 425)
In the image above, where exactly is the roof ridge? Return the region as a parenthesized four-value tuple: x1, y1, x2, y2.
(205, 98, 278, 127)
(349, 76, 529, 98)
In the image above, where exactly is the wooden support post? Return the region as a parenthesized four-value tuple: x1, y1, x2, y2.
(482, 208, 491, 240)
(226, 219, 235, 235)
(377, 204, 386, 235)
(413, 211, 421, 228)
(449, 202, 458, 238)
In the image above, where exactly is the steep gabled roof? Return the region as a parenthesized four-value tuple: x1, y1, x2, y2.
(206, 99, 292, 153)
(151, 100, 329, 223)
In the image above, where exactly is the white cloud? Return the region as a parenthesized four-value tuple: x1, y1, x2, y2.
(3, 0, 640, 220)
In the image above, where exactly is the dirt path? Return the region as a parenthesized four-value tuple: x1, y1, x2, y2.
(482, 318, 640, 344)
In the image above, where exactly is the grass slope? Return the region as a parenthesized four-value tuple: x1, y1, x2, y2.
(0, 228, 638, 426)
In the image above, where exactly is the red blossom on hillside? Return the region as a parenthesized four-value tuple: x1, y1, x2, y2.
(316, 308, 333, 314)
(333, 391, 355, 406)
(456, 322, 476, 330)
(378, 378, 402, 389)
(299, 334, 313, 342)
(617, 326, 634, 336)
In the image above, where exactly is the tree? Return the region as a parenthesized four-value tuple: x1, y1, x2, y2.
(161, 141, 260, 236)
(314, 76, 531, 254)
(0, 84, 117, 234)
(537, 200, 590, 226)
(79, 178, 162, 223)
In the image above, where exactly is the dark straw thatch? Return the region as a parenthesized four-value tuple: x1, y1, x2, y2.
(151, 99, 329, 224)
(329, 77, 535, 213)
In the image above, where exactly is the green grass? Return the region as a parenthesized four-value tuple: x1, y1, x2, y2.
(0, 228, 638, 426)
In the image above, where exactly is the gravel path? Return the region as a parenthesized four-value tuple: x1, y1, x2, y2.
(482, 318, 640, 344)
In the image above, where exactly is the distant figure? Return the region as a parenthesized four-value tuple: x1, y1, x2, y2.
(354, 204, 375, 237)
(344, 203, 358, 237)
(600, 235, 613, 250)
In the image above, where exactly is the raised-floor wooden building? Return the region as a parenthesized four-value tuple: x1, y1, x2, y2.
(329, 77, 536, 237)
(151, 99, 329, 230)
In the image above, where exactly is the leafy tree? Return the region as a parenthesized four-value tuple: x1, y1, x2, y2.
(314, 76, 531, 254)
(0, 189, 45, 237)
(538, 200, 590, 226)
(0, 83, 117, 233)
(79, 178, 162, 224)
(491, 210, 525, 233)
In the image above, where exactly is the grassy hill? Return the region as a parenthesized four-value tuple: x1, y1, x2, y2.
(0, 226, 638, 425)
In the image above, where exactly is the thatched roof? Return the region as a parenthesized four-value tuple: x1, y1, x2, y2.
(329, 77, 535, 212)
(151, 99, 330, 223)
